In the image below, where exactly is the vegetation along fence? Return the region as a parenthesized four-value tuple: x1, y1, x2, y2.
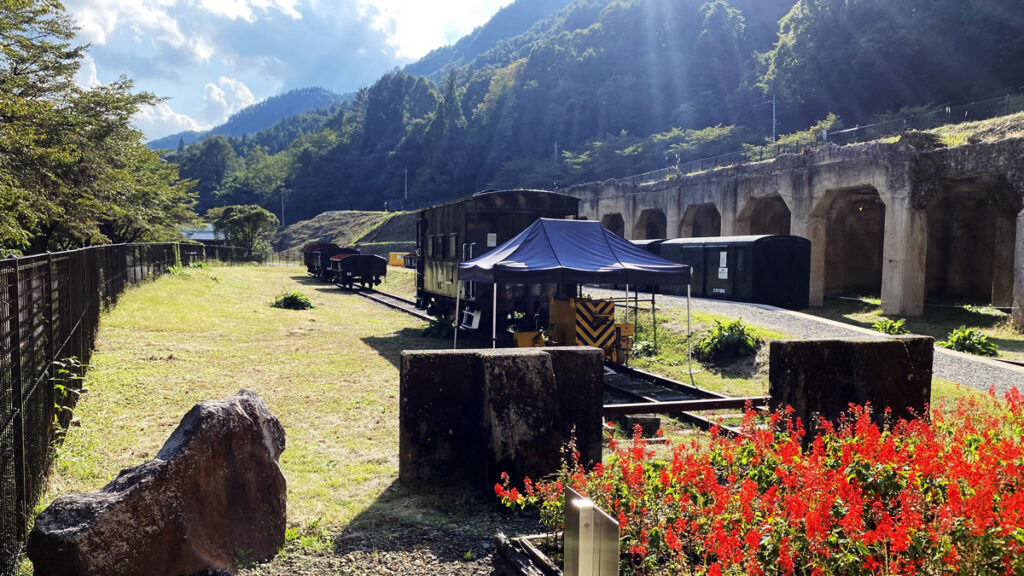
(0, 242, 262, 572)
(609, 90, 1024, 187)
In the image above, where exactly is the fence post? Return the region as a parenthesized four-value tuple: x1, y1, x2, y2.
(8, 263, 28, 540)
(46, 253, 55, 368)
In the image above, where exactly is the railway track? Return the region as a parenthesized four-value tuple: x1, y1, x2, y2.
(345, 287, 435, 322)
(351, 287, 769, 437)
(603, 363, 769, 437)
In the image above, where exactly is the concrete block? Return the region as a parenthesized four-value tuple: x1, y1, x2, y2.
(769, 336, 933, 428)
(399, 347, 604, 492)
(545, 347, 605, 467)
(399, 350, 486, 486)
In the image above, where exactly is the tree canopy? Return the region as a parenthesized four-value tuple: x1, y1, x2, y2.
(0, 0, 195, 256)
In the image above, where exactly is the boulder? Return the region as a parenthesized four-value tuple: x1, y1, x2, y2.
(28, 390, 287, 576)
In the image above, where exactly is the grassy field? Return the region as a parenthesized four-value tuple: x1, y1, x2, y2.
(34, 264, 534, 574)
(809, 296, 1024, 362)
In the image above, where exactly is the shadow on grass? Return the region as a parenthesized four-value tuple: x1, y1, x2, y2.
(361, 328, 450, 370)
(326, 481, 542, 562)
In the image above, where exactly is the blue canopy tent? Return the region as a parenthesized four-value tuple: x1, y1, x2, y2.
(454, 218, 691, 349)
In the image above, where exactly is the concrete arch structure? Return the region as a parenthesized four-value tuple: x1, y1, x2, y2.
(736, 195, 792, 236)
(601, 213, 625, 237)
(568, 138, 1024, 330)
(633, 208, 667, 239)
(681, 203, 722, 238)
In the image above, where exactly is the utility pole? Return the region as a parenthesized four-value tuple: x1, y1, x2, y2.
(772, 93, 777, 142)
(280, 188, 285, 228)
(403, 167, 408, 201)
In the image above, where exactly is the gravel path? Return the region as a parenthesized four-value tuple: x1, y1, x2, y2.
(594, 289, 1024, 395)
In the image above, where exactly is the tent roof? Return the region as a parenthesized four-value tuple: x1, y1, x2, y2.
(458, 218, 691, 285)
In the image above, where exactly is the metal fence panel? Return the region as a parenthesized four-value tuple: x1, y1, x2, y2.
(0, 242, 259, 573)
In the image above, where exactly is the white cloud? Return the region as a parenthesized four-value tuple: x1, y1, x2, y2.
(358, 0, 514, 59)
(197, 0, 302, 22)
(66, 0, 214, 62)
(201, 76, 258, 123)
(75, 55, 102, 88)
(134, 102, 209, 140)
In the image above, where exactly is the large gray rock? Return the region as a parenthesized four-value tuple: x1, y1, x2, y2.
(769, 337, 933, 429)
(28, 390, 287, 576)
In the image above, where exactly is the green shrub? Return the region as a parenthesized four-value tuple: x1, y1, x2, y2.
(272, 291, 314, 310)
(872, 317, 908, 335)
(939, 325, 998, 356)
(423, 314, 454, 338)
(631, 340, 657, 358)
(694, 319, 763, 364)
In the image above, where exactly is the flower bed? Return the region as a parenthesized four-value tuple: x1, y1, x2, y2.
(496, 391, 1024, 575)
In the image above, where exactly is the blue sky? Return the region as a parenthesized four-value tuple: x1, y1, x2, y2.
(65, 0, 514, 140)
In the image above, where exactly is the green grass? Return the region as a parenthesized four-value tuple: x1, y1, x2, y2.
(377, 265, 417, 302)
(810, 296, 1024, 362)
(621, 306, 789, 398)
(41, 265, 445, 527)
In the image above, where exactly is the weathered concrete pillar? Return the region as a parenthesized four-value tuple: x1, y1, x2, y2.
(719, 201, 737, 236)
(992, 214, 1016, 307)
(1013, 210, 1024, 331)
(792, 215, 827, 307)
(881, 196, 927, 317)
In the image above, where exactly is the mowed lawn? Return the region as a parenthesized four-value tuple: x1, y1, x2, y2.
(43, 264, 435, 526)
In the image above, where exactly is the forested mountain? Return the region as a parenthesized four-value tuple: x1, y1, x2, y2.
(170, 0, 1024, 224)
(148, 87, 347, 150)
(404, 0, 576, 80)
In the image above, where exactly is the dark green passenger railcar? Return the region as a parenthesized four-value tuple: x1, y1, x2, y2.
(415, 190, 580, 324)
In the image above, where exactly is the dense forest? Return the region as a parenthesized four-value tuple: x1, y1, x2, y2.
(0, 1, 195, 257)
(170, 0, 1024, 224)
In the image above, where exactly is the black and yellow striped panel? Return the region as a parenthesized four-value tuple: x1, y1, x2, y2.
(575, 299, 616, 349)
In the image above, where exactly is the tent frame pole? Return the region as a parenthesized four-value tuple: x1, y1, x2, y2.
(624, 284, 629, 325)
(687, 277, 693, 380)
(492, 284, 498, 349)
(453, 282, 461, 350)
(652, 292, 657, 352)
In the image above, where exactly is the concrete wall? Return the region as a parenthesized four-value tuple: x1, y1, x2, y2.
(399, 347, 604, 493)
(566, 138, 1024, 330)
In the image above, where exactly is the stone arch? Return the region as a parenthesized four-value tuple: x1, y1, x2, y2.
(737, 195, 792, 235)
(601, 213, 625, 237)
(924, 178, 1019, 306)
(632, 208, 667, 240)
(680, 203, 722, 238)
(811, 187, 886, 297)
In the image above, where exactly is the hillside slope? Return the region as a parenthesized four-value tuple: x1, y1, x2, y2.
(274, 211, 416, 257)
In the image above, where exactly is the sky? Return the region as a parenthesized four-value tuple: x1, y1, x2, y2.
(65, 0, 515, 141)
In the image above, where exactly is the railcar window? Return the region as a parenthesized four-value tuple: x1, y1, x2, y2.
(448, 234, 458, 260)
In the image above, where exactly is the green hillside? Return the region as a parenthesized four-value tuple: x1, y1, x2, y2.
(274, 211, 416, 257)
(169, 0, 1024, 222)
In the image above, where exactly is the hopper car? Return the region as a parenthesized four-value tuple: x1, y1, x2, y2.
(332, 253, 388, 288)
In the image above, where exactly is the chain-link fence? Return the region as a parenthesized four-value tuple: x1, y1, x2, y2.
(0, 242, 266, 573)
